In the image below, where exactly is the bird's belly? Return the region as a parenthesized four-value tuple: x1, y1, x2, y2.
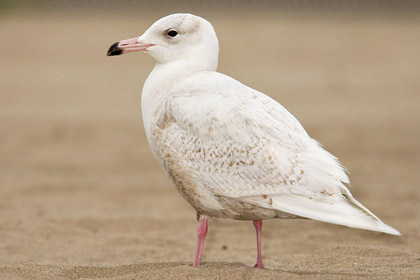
(150, 125, 222, 215)
(164, 161, 295, 220)
(207, 196, 299, 220)
(153, 142, 297, 220)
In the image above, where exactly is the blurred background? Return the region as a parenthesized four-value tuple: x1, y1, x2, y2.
(1, 1, 419, 279)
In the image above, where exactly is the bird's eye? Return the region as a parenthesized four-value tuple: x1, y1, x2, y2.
(167, 30, 178, 37)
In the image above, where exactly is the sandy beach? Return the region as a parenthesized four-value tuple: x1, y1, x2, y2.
(0, 10, 419, 279)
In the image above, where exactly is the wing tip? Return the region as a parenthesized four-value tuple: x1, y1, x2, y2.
(361, 220, 401, 235)
(380, 224, 401, 236)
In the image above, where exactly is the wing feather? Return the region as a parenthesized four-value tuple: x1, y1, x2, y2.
(163, 83, 348, 200)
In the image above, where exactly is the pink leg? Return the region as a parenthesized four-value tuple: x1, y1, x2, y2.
(194, 215, 208, 267)
(253, 220, 264, 269)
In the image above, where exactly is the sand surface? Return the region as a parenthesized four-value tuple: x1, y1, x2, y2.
(0, 11, 419, 279)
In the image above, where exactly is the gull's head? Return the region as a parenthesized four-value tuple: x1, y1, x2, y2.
(107, 13, 219, 70)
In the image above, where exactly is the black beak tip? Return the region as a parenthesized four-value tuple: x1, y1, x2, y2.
(107, 42, 122, 56)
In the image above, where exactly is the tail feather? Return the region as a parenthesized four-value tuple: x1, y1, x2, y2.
(245, 191, 401, 235)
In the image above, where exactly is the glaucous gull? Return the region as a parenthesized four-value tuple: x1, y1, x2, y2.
(107, 13, 400, 269)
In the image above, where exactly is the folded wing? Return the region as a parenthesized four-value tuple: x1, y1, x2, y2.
(153, 72, 400, 235)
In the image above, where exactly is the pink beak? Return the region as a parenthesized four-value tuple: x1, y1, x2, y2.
(107, 37, 154, 56)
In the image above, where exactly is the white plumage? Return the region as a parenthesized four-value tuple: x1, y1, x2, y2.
(146, 69, 398, 234)
(108, 13, 400, 268)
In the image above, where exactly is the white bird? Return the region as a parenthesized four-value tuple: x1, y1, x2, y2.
(107, 13, 400, 268)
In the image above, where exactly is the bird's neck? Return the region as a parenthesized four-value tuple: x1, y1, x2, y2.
(155, 56, 216, 80)
(143, 58, 216, 100)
